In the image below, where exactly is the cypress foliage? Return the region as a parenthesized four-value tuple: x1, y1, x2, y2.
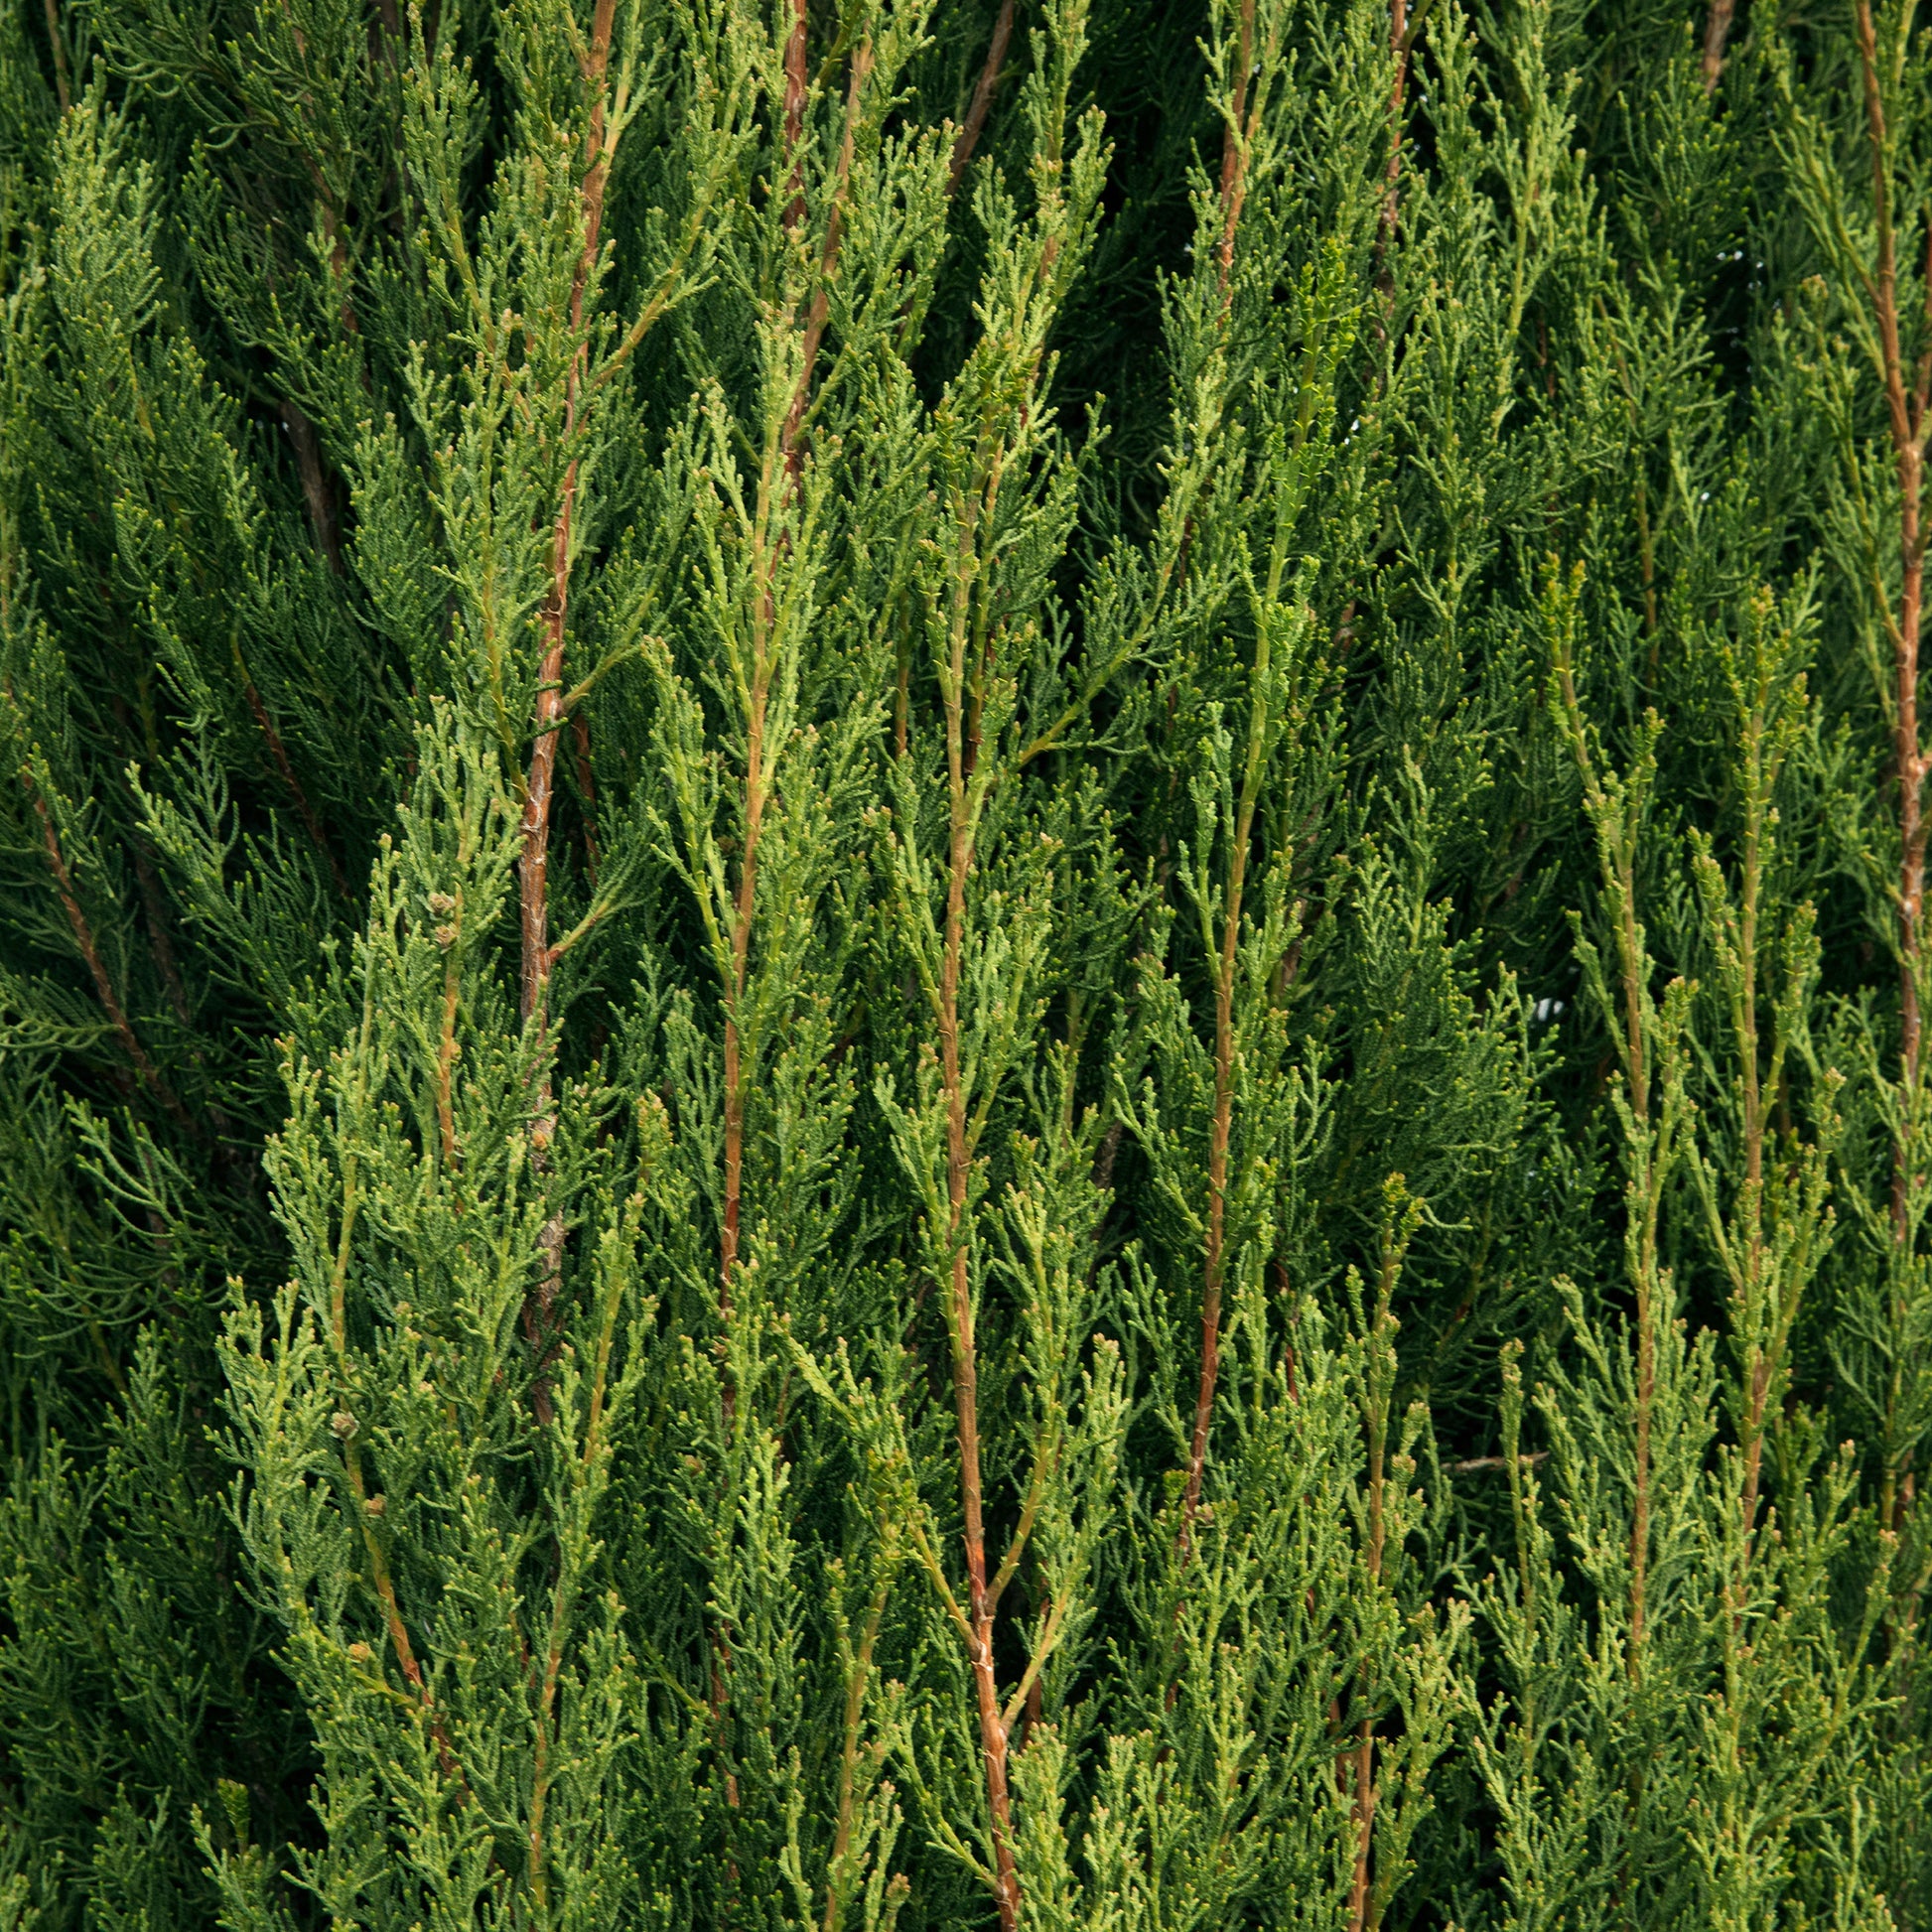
(1, 0, 1930, 1924)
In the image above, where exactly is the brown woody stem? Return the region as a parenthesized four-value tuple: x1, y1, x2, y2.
(1853, 0, 1931, 1542)
(1176, 0, 1274, 1558)
(280, 399, 345, 576)
(1701, 0, 1735, 93)
(41, 0, 69, 113)
(519, 0, 620, 1422)
(941, 766, 1021, 1932)
(949, 0, 1015, 195)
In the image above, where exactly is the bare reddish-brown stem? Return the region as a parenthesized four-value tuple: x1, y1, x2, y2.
(1855, 0, 1932, 1538)
(520, 471, 576, 1036)
(1179, 834, 1248, 1545)
(782, 0, 810, 227)
(1374, 0, 1408, 273)
(949, 0, 1015, 194)
(518, 0, 620, 1418)
(939, 736, 1021, 1932)
(519, 462, 575, 1420)
(1213, 0, 1258, 304)
(1857, 2, 1930, 1242)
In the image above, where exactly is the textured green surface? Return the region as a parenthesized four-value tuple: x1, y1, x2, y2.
(1, 0, 1929, 1924)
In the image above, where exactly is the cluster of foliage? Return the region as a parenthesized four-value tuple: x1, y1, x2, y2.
(3, 0, 1931, 1922)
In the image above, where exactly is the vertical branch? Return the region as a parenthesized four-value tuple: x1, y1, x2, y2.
(783, 0, 810, 226)
(40, 0, 70, 113)
(1551, 600, 1663, 1681)
(783, 42, 873, 471)
(27, 774, 192, 1133)
(322, 1154, 465, 1791)
(1178, 612, 1270, 1547)
(527, 1248, 630, 1911)
(1730, 665, 1774, 1559)
(519, 0, 621, 1417)
(938, 647, 1020, 1932)
(716, 623, 768, 1345)
(823, 1568, 894, 1932)
(721, 31, 867, 1338)
(1701, 0, 1735, 93)
(1856, 0, 1930, 1533)
(280, 399, 346, 576)
(1346, 1200, 1409, 1932)
(240, 669, 352, 899)
(1177, 7, 1274, 1553)
(1374, 0, 1409, 281)
(708, 29, 870, 1886)
(949, 0, 1016, 194)
(917, 376, 1029, 1930)
(434, 892, 464, 1173)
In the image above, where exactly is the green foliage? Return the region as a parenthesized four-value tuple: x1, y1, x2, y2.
(3, 0, 1931, 1925)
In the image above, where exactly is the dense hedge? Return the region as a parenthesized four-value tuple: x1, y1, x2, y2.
(2, 0, 1930, 1924)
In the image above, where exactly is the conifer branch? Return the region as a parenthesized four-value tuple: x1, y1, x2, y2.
(1855, 0, 1930, 1537)
(321, 1146, 464, 1793)
(1373, 0, 1407, 286)
(783, 0, 810, 227)
(1347, 1184, 1415, 1932)
(434, 891, 463, 1172)
(26, 771, 192, 1134)
(40, 0, 69, 114)
(1702, 0, 1736, 93)
(278, 399, 345, 576)
(949, 0, 1015, 195)
(519, 0, 623, 1422)
(568, 711, 601, 886)
(1548, 570, 1685, 1686)
(824, 1565, 895, 1932)
(238, 667, 351, 900)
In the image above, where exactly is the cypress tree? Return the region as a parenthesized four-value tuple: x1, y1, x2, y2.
(1, 0, 1929, 1926)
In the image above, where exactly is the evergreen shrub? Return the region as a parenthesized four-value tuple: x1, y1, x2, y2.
(2, 0, 1930, 1923)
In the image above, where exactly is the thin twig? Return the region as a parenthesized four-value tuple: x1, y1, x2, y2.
(28, 776, 193, 1134)
(949, 0, 1015, 195)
